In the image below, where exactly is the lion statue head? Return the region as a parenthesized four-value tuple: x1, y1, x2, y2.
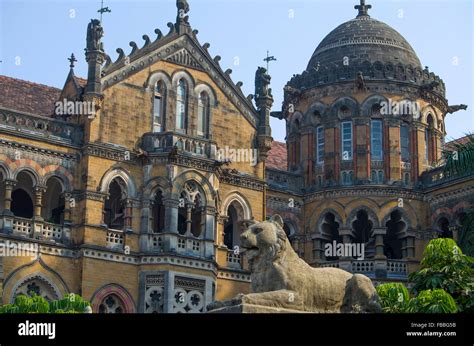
(239, 215, 292, 272)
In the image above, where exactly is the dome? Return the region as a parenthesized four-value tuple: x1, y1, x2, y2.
(307, 3, 422, 71)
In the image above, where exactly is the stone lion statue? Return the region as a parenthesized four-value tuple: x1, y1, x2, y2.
(208, 215, 381, 313)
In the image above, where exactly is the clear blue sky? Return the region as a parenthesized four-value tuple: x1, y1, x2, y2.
(1, 0, 473, 142)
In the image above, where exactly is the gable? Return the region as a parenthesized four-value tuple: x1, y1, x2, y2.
(101, 32, 258, 128)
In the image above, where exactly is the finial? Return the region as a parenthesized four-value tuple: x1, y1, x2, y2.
(68, 53, 77, 69)
(355, 0, 371, 17)
(98, 0, 111, 22)
(263, 50, 277, 72)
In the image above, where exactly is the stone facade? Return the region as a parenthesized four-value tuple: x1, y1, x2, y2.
(0, 0, 471, 313)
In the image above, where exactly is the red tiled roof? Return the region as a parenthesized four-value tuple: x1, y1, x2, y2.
(0, 75, 62, 116)
(267, 141, 287, 171)
(445, 135, 473, 151)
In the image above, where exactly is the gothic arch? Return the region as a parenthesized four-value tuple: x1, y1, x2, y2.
(171, 70, 196, 96)
(90, 283, 136, 313)
(289, 111, 303, 133)
(221, 192, 252, 220)
(145, 70, 172, 91)
(304, 102, 327, 126)
(143, 176, 172, 200)
(194, 83, 218, 107)
(381, 206, 414, 231)
(171, 170, 216, 206)
(345, 205, 380, 228)
(380, 200, 417, 229)
(420, 105, 439, 128)
(307, 200, 346, 227)
(41, 166, 74, 191)
(0, 161, 12, 180)
(360, 94, 389, 116)
(315, 209, 344, 237)
(98, 167, 138, 198)
(330, 96, 360, 118)
(12, 167, 40, 187)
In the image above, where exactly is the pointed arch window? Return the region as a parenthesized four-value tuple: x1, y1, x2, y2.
(316, 126, 324, 164)
(400, 124, 410, 162)
(197, 92, 209, 137)
(104, 179, 126, 230)
(176, 79, 187, 132)
(153, 81, 166, 132)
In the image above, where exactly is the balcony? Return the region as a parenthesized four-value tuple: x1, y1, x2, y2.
(318, 259, 408, 280)
(0, 107, 83, 145)
(226, 250, 242, 269)
(141, 132, 217, 159)
(0, 215, 70, 244)
(146, 233, 213, 260)
(421, 165, 473, 188)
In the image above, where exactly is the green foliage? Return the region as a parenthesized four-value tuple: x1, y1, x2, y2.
(0, 293, 91, 314)
(376, 283, 410, 313)
(407, 289, 458, 313)
(409, 238, 474, 312)
(443, 134, 474, 177)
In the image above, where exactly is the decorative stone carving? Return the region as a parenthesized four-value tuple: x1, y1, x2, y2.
(208, 216, 381, 313)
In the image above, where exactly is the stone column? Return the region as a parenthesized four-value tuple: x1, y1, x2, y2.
(387, 118, 401, 182)
(163, 199, 179, 233)
(312, 237, 324, 261)
(216, 215, 228, 246)
(338, 228, 353, 272)
(203, 206, 216, 259)
(406, 236, 415, 259)
(139, 199, 152, 252)
(3, 180, 16, 215)
(185, 203, 193, 236)
(124, 199, 133, 231)
(63, 192, 72, 224)
(33, 186, 46, 220)
(373, 228, 387, 259)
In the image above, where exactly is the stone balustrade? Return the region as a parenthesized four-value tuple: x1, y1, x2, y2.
(141, 132, 217, 159)
(0, 215, 69, 244)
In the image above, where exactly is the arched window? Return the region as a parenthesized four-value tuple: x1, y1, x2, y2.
(197, 92, 209, 137)
(176, 79, 187, 132)
(384, 210, 405, 259)
(437, 217, 452, 238)
(104, 178, 126, 230)
(99, 294, 125, 314)
(321, 212, 341, 260)
(341, 121, 353, 161)
(403, 172, 410, 186)
(224, 202, 245, 249)
(153, 81, 166, 132)
(152, 190, 165, 233)
(316, 126, 324, 164)
(426, 114, 434, 163)
(400, 124, 410, 162)
(41, 177, 65, 224)
(352, 210, 373, 245)
(191, 194, 203, 237)
(11, 172, 34, 219)
(371, 120, 383, 161)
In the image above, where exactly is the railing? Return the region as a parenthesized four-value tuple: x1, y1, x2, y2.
(141, 132, 217, 159)
(387, 260, 407, 275)
(176, 235, 203, 257)
(41, 222, 63, 241)
(106, 230, 124, 249)
(421, 165, 473, 187)
(149, 234, 163, 251)
(0, 107, 83, 145)
(226, 250, 241, 269)
(317, 259, 408, 279)
(352, 260, 374, 273)
(12, 218, 33, 236)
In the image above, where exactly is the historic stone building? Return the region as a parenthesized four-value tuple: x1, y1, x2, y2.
(0, 1, 472, 312)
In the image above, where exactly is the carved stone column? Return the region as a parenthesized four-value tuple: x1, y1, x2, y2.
(62, 192, 72, 224)
(163, 198, 179, 234)
(373, 228, 387, 259)
(3, 179, 16, 215)
(33, 185, 47, 220)
(216, 215, 229, 246)
(185, 203, 193, 236)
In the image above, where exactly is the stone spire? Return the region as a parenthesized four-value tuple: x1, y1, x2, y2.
(85, 19, 106, 97)
(255, 67, 273, 162)
(176, 0, 191, 34)
(355, 0, 371, 17)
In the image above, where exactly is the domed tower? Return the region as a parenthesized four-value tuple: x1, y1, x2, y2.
(284, 0, 448, 188)
(275, 1, 466, 274)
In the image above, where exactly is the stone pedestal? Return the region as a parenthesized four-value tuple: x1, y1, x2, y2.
(208, 303, 308, 314)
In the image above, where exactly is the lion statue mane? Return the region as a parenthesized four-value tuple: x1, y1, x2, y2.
(208, 215, 381, 313)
